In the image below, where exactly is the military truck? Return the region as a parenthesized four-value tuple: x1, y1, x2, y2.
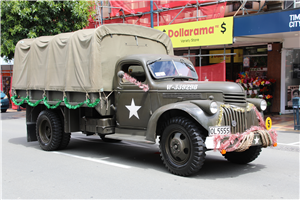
(12, 24, 277, 176)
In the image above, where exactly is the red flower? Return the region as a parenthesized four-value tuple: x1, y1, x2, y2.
(269, 79, 276, 83)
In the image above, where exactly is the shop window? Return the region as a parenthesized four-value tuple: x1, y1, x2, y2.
(285, 49, 300, 109)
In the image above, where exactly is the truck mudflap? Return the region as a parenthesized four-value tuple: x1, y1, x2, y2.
(205, 126, 278, 153)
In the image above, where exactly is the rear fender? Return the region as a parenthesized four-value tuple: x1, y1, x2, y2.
(145, 101, 221, 142)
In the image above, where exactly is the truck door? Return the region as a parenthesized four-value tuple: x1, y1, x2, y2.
(115, 63, 151, 129)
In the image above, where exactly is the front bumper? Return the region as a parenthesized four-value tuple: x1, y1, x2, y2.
(205, 127, 277, 153)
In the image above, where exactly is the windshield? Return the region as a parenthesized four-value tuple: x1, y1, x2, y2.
(148, 60, 198, 79)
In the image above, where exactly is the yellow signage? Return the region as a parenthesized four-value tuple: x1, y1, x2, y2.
(154, 17, 233, 48)
(265, 117, 272, 130)
(209, 49, 243, 63)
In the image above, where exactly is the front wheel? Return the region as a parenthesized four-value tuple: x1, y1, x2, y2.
(159, 117, 206, 176)
(223, 146, 262, 164)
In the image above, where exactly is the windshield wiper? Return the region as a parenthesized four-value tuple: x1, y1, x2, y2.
(147, 57, 161, 65)
(180, 59, 195, 72)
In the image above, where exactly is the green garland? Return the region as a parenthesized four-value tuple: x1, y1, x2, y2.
(43, 96, 63, 109)
(11, 95, 100, 109)
(63, 97, 86, 109)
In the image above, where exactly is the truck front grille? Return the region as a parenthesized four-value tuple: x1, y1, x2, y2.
(221, 105, 259, 134)
(222, 106, 246, 134)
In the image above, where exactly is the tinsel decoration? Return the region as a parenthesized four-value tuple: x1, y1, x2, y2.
(123, 73, 149, 92)
(11, 95, 100, 109)
(213, 104, 278, 153)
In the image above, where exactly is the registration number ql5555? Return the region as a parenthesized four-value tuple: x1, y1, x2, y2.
(209, 126, 231, 136)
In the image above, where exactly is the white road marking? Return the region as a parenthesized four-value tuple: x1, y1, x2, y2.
(288, 142, 300, 145)
(277, 142, 300, 147)
(51, 151, 131, 169)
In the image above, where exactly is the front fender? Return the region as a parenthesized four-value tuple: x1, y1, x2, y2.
(145, 101, 221, 142)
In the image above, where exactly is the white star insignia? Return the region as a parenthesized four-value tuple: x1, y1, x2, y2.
(254, 136, 260, 144)
(125, 99, 141, 119)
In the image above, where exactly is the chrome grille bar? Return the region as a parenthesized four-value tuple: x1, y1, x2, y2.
(221, 106, 247, 134)
(230, 108, 235, 133)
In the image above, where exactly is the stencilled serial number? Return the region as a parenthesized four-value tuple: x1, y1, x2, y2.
(167, 84, 198, 90)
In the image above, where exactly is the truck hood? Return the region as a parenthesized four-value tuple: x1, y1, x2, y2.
(153, 80, 244, 94)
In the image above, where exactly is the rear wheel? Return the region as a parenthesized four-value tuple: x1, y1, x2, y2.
(159, 117, 206, 176)
(58, 133, 71, 150)
(36, 110, 63, 151)
(223, 146, 262, 164)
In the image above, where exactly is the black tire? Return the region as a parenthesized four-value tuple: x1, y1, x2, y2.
(159, 117, 206, 176)
(1, 109, 7, 113)
(100, 135, 121, 143)
(223, 146, 262, 164)
(58, 133, 71, 150)
(36, 110, 63, 151)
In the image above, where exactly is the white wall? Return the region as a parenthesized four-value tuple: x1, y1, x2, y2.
(283, 37, 300, 49)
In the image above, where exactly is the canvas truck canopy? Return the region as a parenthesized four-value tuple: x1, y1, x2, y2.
(12, 24, 173, 93)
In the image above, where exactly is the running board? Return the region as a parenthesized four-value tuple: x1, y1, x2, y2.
(104, 133, 155, 144)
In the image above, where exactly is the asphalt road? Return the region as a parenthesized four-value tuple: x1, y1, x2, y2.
(1, 110, 299, 199)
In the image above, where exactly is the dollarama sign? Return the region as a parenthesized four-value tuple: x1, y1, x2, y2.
(155, 17, 233, 48)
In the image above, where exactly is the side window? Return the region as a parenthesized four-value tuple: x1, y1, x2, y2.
(121, 64, 146, 83)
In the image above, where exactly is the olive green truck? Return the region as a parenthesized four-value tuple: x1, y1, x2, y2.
(12, 24, 277, 176)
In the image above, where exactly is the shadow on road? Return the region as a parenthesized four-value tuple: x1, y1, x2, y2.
(196, 153, 266, 179)
(8, 134, 266, 178)
(8, 137, 41, 149)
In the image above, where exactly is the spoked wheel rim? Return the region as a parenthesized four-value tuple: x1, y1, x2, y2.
(165, 130, 191, 166)
(39, 119, 52, 144)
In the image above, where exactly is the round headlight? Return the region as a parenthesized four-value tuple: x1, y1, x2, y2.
(210, 101, 218, 114)
(260, 100, 267, 111)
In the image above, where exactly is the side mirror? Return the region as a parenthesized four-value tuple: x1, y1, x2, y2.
(117, 70, 124, 78)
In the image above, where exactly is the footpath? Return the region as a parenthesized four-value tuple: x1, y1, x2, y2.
(265, 113, 299, 133)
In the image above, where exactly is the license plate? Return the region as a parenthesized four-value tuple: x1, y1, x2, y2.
(209, 126, 231, 136)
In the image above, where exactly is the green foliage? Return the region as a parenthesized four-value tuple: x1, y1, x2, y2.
(1, 0, 95, 61)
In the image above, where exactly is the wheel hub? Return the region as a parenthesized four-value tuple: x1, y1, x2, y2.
(171, 139, 181, 155)
(168, 132, 190, 163)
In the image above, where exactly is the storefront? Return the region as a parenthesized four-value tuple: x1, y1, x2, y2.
(234, 8, 300, 114)
(155, 16, 235, 82)
(0, 57, 13, 96)
(157, 8, 300, 114)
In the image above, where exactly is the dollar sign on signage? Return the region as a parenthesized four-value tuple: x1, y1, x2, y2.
(221, 22, 226, 34)
(267, 119, 271, 129)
